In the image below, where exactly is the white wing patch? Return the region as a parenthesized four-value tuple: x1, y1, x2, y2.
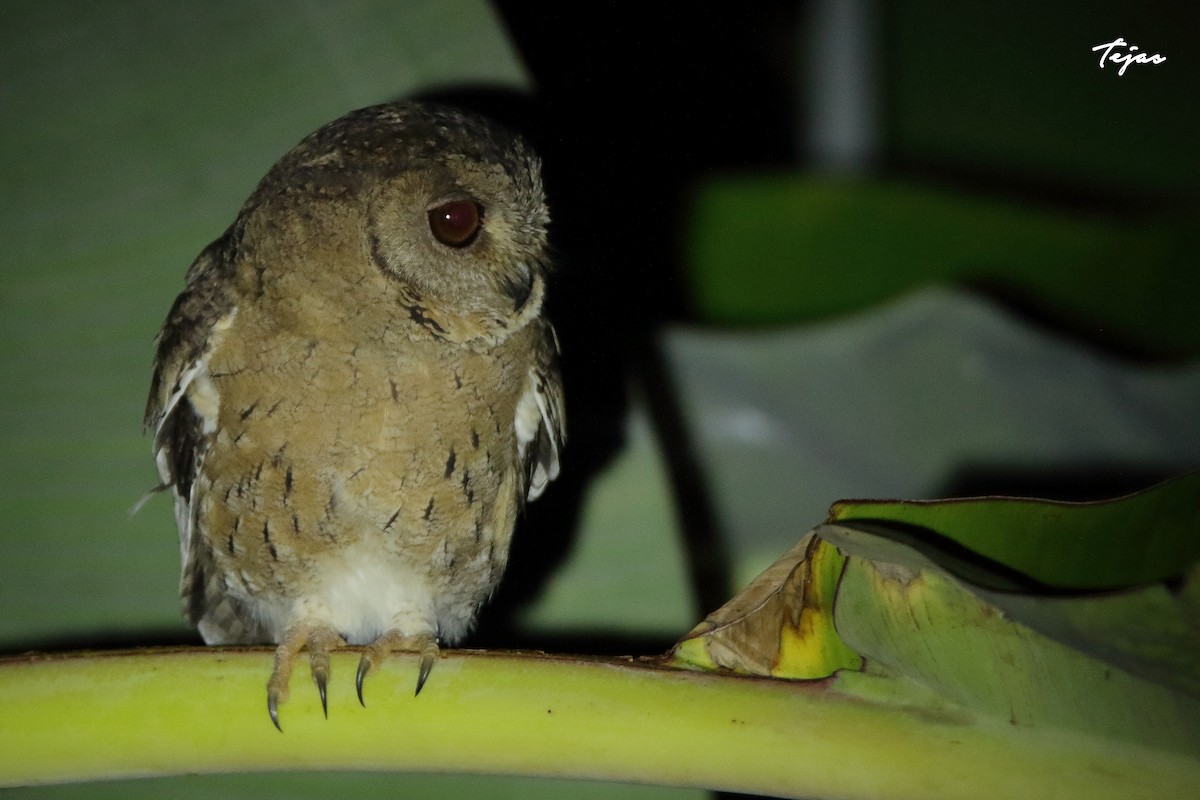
(514, 355, 565, 502)
(152, 309, 235, 442)
(150, 309, 235, 575)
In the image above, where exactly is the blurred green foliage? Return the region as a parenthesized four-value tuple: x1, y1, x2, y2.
(687, 178, 1198, 355)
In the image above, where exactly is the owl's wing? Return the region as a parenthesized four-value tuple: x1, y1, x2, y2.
(515, 319, 566, 502)
(145, 233, 239, 626)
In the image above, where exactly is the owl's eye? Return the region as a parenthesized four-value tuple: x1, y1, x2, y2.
(428, 200, 482, 248)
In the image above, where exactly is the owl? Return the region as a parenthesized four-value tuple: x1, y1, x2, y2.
(145, 102, 565, 729)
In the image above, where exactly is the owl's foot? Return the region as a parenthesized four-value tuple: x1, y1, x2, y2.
(355, 630, 440, 706)
(266, 626, 345, 731)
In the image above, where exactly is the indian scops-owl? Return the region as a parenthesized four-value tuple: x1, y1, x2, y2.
(145, 102, 565, 729)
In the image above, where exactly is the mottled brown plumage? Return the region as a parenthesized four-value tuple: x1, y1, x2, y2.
(146, 103, 564, 728)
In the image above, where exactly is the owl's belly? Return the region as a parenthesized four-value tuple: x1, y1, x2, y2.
(236, 531, 495, 645)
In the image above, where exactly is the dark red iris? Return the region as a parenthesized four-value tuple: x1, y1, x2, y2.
(428, 200, 482, 247)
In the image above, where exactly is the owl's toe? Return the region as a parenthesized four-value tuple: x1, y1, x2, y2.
(307, 627, 342, 719)
(265, 625, 345, 730)
(355, 629, 440, 706)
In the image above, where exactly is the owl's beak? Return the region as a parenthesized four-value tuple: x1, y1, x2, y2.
(501, 266, 535, 312)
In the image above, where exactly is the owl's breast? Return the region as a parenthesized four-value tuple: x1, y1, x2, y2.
(194, 308, 529, 639)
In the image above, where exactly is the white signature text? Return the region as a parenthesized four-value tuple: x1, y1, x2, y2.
(1092, 38, 1166, 76)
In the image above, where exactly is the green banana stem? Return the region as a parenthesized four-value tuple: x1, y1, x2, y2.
(2, 649, 1197, 798)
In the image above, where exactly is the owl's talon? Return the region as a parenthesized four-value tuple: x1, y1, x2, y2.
(415, 641, 438, 696)
(353, 629, 440, 703)
(264, 626, 342, 727)
(307, 628, 341, 720)
(266, 632, 302, 731)
(355, 654, 372, 706)
(267, 688, 283, 732)
(315, 670, 329, 718)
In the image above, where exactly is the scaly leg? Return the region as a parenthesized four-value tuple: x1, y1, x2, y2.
(266, 625, 345, 731)
(355, 629, 440, 706)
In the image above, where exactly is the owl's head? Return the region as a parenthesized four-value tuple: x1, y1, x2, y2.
(245, 102, 551, 345)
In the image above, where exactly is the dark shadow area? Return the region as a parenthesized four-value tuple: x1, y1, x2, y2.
(0, 627, 679, 661)
(0, 629, 204, 656)
(938, 462, 1192, 505)
(410, 85, 625, 646)
(495, 3, 802, 626)
(886, 158, 1187, 222)
(961, 276, 1197, 364)
(420, 5, 806, 645)
(459, 626, 680, 659)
